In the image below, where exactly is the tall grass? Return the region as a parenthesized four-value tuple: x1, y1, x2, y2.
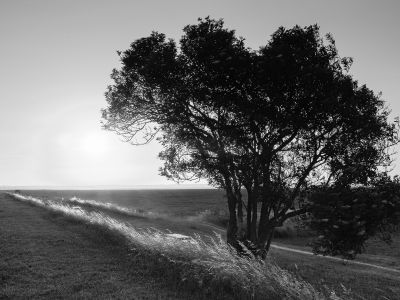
(8, 192, 338, 299)
(66, 196, 166, 218)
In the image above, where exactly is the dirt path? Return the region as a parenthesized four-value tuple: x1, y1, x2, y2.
(199, 222, 400, 275)
(0, 193, 196, 299)
(271, 244, 400, 274)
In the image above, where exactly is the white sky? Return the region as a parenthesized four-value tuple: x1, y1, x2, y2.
(0, 0, 399, 188)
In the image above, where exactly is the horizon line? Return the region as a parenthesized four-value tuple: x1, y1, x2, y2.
(0, 184, 214, 190)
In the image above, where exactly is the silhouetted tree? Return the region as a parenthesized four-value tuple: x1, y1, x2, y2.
(102, 17, 399, 258)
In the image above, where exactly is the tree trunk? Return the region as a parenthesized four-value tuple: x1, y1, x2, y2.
(236, 192, 244, 239)
(246, 189, 252, 239)
(250, 191, 258, 243)
(237, 194, 243, 223)
(258, 200, 269, 236)
(257, 223, 275, 259)
(226, 191, 238, 247)
(265, 228, 275, 253)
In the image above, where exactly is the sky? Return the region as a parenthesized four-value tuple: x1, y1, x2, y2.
(0, 0, 399, 188)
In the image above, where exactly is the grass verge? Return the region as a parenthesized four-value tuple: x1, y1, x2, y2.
(2, 192, 328, 299)
(0, 193, 203, 299)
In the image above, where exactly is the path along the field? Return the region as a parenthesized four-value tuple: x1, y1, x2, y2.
(200, 222, 400, 275)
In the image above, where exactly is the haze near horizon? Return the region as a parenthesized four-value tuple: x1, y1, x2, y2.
(1, 0, 399, 187)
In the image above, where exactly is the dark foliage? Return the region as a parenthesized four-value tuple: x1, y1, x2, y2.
(308, 176, 400, 259)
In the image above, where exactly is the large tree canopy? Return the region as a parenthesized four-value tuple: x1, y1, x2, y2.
(102, 17, 399, 258)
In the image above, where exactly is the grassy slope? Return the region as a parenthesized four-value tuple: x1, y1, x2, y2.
(2, 191, 400, 299)
(0, 193, 199, 299)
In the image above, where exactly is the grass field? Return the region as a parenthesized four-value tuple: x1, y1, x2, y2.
(0, 193, 198, 299)
(0, 193, 321, 299)
(1, 191, 400, 299)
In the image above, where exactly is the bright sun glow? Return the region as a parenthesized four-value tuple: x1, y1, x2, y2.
(81, 132, 109, 157)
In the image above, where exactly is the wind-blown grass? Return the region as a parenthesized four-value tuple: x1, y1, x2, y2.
(66, 196, 228, 227)
(8, 193, 336, 299)
(66, 196, 169, 218)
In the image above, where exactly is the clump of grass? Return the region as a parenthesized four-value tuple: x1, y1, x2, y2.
(9, 193, 339, 299)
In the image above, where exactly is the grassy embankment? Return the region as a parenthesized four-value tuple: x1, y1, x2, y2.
(0, 193, 197, 299)
(2, 191, 399, 299)
(0, 193, 321, 300)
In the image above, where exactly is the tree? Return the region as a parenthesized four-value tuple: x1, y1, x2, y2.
(102, 17, 399, 258)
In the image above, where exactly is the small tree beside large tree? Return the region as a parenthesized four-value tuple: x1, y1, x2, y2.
(102, 17, 399, 258)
